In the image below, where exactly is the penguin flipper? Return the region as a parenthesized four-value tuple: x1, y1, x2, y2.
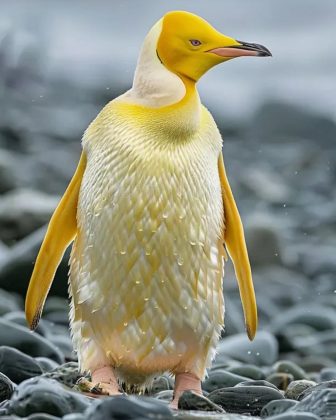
(218, 152, 258, 340)
(25, 151, 87, 330)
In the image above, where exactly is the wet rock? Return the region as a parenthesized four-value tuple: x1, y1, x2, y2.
(0, 346, 42, 383)
(320, 368, 336, 381)
(250, 101, 336, 145)
(209, 385, 284, 416)
(0, 226, 70, 297)
(154, 390, 173, 402)
(43, 362, 81, 388)
(260, 399, 298, 417)
(0, 289, 21, 316)
(266, 373, 294, 391)
(0, 319, 64, 363)
(202, 370, 249, 393)
(297, 380, 336, 400)
(216, 331, 278, 366)
(3, 311, 49, 337)
(35, 357, 60, 373)
(44, 297, 69, 315)
(272, 361, 308, 380)
(48, 335, 74, 360)
(151, 375, 171, 393)
(270, 304, 336, 333)
(285, 380, 317, 400)
(0, 189, 59, 243)
(293, 388, 336, 418)
(226, 364, 265, 380)
(0, 149, 21, 194)
(26, 415, 60, 420)
(0, 372, 15, 403)
(84, 395, 173, 420)
(7, 377, 89, 417)
(235, 380, 279, 391)
(178, 390, 224, 412)
(266, 413, 320, 420)
(245, 215, 283, 266)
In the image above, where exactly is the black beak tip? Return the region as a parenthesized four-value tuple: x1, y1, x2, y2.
(236, 40, 272, 57)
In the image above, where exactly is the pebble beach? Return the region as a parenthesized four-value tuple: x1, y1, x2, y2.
(0, 1, 336, 419)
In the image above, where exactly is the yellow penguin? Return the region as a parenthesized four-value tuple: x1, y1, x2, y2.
(25, 11, 271, 406)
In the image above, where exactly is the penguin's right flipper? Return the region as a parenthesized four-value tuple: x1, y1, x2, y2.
(25, 151, 87, 330)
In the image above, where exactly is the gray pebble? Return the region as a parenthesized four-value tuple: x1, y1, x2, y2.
(285, 380, 317, 400)
(202, 370, 249, 393)
(0, 319, 64, 363)
(42, 362, 81, 388)
(0, 346, 42, 383)
(216, 331, 278, 366)
(235, 380, 280, 391)
(154, 390, 173, 402)
(266, 413, 320, 420)
(320, 368, 336, 381)
(260, 399, 298, 417)
(7, 377, 90, 417)
(151, 375, 172, 393)
(293, 388, 336, 418)
(0, 289, 21, 316)
(84, 395, 173, 419)
(298, 380, 336, 400)
(0, 372, 15, 403)
(35, 357, 60, 373)
(178, 390, 224, 412)
(272, 360, 308, 380)
(209, 385, 284, 416)
(227, 364, 266, 380)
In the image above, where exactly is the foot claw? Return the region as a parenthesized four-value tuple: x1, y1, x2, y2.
(76, 377, 121, 397)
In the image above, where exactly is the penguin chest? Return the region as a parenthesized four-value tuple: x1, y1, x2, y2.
(71, 120, 225, 369)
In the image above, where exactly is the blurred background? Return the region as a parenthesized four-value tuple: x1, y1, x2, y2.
(0, 0, 335, 374)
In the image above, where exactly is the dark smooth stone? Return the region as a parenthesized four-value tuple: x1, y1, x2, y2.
(293, 388, 336, 418)
(84, 395, 173, 420)
(48, 335, 74, 360)
(151, 375, 171, 393)
(320, 368, 336, 381)
(154, 389, 173, 402)
(0, 226, 70, 297)
(227, 364, 266, 380)
(7, 377, 90, 417)
(260, 399, 298, 417)
(202, 370, 249, 393)
(3, 311, 49, 337)
(215, 331, 278, 366)
(235, 380, 280, 391)
(27, 414, 61, 420)
(0, 346, 42, 383)
(0, 289, 21, 316)
(62, 414, 83, 420)
(266, 413, 320, 420)
(0, 188, 58, 243)
(44, 311, 69, 326)
(209, 385, 284, 416)
(42, 362, 81, 388)
(178, 390, 224, 412)
(35, 357, 60, 373)
(271, 305, 336, 334)
(43, 297, 69, 315)
(266, 373, 294, 391)
(0, 372, 15, 403)
(0, 319, 64, 363)
(285, 380, 317, 400)
(272, 360, 308, 380)
(298, 380, 336, 400)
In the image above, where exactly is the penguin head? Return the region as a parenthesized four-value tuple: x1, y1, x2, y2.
(157, 11, 271, 82)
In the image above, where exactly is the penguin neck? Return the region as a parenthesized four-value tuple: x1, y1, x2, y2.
(125, 20, 199, 111)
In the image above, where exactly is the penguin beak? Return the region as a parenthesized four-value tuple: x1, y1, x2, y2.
(209, 40, 272, 58)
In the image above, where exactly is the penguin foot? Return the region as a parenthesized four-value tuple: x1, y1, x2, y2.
(170, 372, 202, 409)
(76, 366, 122, 397)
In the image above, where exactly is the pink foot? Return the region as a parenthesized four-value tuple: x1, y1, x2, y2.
(77, 366, 122, 397)
(170, 372, 202, 409)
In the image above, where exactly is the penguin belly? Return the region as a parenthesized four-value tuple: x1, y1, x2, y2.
(69, 115, 225, 386)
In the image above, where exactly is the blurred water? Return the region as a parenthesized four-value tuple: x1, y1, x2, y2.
(1, 0, 336, 121)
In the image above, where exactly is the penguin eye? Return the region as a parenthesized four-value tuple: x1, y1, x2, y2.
(190, 39, 202, 47)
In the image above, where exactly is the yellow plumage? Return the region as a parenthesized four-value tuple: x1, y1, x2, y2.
(25, 10, 268, 397)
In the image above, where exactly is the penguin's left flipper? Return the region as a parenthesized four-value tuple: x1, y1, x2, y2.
(218, 152, 258, 340)
(25, 151, 87, 330)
